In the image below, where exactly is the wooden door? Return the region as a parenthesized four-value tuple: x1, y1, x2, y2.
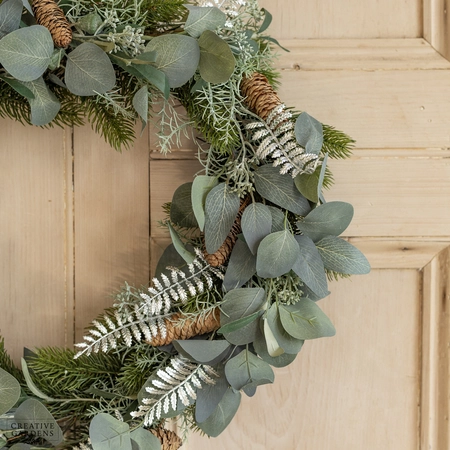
(1, 1, 450, 449)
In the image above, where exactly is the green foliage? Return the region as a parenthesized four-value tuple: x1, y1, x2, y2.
(142, 0, 186, 32)
(0, 367, 21, 415)
(322, 123, 354, 159)
(0, 337, 23, 383)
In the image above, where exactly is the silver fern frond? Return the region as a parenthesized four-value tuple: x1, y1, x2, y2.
(74, 249, 223, 358)
(130, 356, 219, 426)
(246, 104, 320, 177)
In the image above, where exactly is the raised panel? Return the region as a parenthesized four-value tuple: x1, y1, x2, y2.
(258, 0, 421, 40)
(73, 126, 150, 340)
(0, 122, 70, 362)
(186, 268, 421, 449)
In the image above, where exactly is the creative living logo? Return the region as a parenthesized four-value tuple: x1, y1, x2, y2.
(9, 419, 56, 438)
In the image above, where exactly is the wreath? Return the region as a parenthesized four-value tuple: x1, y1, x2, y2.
(0, 0, 371, 449)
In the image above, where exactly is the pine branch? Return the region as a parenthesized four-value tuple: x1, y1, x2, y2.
(322, 124, 354, 159)
(130, 356, 219, 426)
(246, 104, 320, 177)
(0, 337, 23, 383)
(75, 249, 223, 358)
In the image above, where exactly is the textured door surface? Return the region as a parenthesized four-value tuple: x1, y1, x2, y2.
(1, 1, 450, 450)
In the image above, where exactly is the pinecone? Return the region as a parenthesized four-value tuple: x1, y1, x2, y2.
(150, 427, 183, 450)
(32, 0, 72, 48)
(240, 73, 282, 120)
(148, 308, 221, 347)
(203, 195, 251, 267)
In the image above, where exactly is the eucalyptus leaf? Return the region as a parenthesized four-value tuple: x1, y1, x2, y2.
(294, 154, 328, 204)
(224, 348, 274, 390)
(253, 327, 298, 367)
(256, 230, 299, 278)
(241, 202, 272, 254)
(0, 25, 53, 82)
(292, 235, 328, 298)
(154, 243, 190, 279)
(268, 206, 285, 232)
(78, 12, 103, 34)
(191, 175, 218, 231)
(172, 340, 231, 364)
(133, 50, 157, 63)
(132, 85, 148, 129)
(65, 42, 116, 96)
(279, 299, 336, 340)
(265, 303, 304, 354)
(254, 165, 310, 215)
(0, 436, 7, 449)
(184, 5, 226, 38)
(15, 398, 63, 446)
(218, 311, 262, 335)
(130, 63, 169, 99)
(220, 287, 266, 324)
(223, 239, 256, 291)
(23, 77, 60, 126)
(258, 8, 273, 33)
(167, 222, 195, 264)
(0, 367, 20, 415)
(195, 366, 229, 424)
(147, 34, 200, 88)
(170, 182, 198, 228)
(21, 358, 55, 402)
(197, 388, 241, 437)
(0, 0, 22, 39)
(301, 284, 329, 301)
(295, 111, 323, 155)
(0, 75, 34, 99)
(22, 0, 32, 14)
(130, 427, 161, 450)
(263, 318, 284, 357)
(204, 182, 240, 254)
(297, 201, 354, 242)
(10, 445, 33, 449)
(90, 413, 131, 450)
(316, 236, 371, 274)
(198, 30, 235, 84)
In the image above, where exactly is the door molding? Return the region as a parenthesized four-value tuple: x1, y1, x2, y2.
(424, 0, 450, 61)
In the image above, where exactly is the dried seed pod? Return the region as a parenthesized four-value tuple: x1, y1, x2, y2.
(147, 308, 221, 347)
(150, 427, 183, 450)
(240, 72, 282, 120)
(32, 0, 72, 48)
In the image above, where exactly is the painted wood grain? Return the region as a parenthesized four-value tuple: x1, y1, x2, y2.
(0, 121, 70, 362)
(277, 39, 450, 71)
(186, 270, 420, 449)
(424, 0, 450, 61)
(72, 126, 150, 341)
(258, 0, 421, 40)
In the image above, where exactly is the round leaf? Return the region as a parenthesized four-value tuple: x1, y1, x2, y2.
(14, 398, 63, 446)
(0, 367, 20, 415)
(0, 0, 23, 39)
(197, 388, 241, 437)
(170, 182, 198, 228)
(198, 30, 235, 84)
(256, 230, 299, 278)
(0, 25, 53, 81)
(89, 413, 132, 450)
(292, 235, 329, 298)
(172, 340, 231, 364)
(254, 165, 310, 215)
(132, 85, 148, 127)
(279, 300, 336, 340)
(316, 236, 371, 274)
(184, 6, 226, 38)
(65, 42, 116, 96)
(220, 287, 266, 325)
(241, 202, 272, 254)
(223, 240, 257, 291)
(23, 77, 60, 126)
(147, 34, 200, 88)
(224, 348, 274, 390)
(130, 427, 161, 450)
(297, 201, 354, 242)
(295, 111, 324, 155)
(253, 327, 298, 367)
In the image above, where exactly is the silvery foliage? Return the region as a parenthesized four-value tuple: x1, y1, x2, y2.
(246, 104, 320, 177)
(75, 249, 223, 358)
(131, 356, 219, 426)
